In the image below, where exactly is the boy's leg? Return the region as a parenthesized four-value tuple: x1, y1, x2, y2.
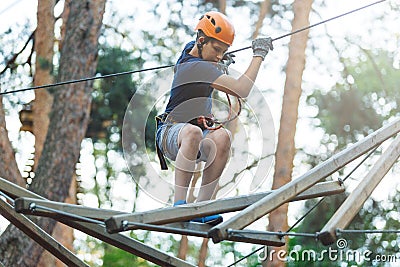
(171, 126, 229, 225)
(174, 124, 204, 202)
(197, 128, 231, 202)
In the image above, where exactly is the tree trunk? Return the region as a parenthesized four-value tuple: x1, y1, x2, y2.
(0, 98, 24, 187)
(33, 1, 57, 264)
(31, 2, 78, 266)
(265, 0, 312, 266)
(59, 0, 71, 52)
(198, 238, 209, 267)
(252, 0, 270, 39)
(0, 1, 106, 266)
(32, 0, 55, 165)
(219, 0, 226, 14)
(178, 235, 189, 260)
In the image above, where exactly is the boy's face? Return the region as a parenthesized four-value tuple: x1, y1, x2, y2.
(201, 39, 229, 62)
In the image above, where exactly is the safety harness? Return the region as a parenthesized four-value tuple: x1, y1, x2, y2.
(155, 48, 240, 170)
(155, 93, 241, 170)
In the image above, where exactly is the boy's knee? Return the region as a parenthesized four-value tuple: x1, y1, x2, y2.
(180, 124, 203, 143)
(215, 129, 231, 149)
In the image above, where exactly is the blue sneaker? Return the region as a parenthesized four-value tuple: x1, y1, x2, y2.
(173, 200, 187, 206)
(191, 214, 223, 225)
(173, 200, 223, 225)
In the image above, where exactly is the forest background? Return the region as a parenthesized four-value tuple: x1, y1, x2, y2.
(0, 0, 399, 266)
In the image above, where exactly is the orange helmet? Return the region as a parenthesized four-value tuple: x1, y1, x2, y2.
(195, 11, 235, 46)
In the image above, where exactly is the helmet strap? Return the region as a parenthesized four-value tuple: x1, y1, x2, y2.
(196, 32, 210, 59)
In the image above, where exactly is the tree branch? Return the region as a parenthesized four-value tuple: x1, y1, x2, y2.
(0, 31, 35, 76)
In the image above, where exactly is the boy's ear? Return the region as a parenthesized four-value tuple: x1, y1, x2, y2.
(198, 36, 206, 44)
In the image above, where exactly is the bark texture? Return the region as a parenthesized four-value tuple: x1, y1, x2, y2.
(0, 98, 24, 187)
(32, 0, 55, 165)
(0, 1, 106, 266)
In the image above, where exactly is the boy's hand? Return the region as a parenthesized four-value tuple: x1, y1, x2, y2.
(252, 37, 273, 60)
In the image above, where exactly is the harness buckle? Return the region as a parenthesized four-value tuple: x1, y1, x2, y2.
(155, 113, 170, 170)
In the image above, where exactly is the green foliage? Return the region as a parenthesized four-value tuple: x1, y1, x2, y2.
(88, 46, 144, 150)
(88, 46, 179, 154)
(307, 50, 400, 149)
(310, 88, 382, 146)
(102, 232, 184, 267)
(82, 46, 148, 209)
(214, 242, 262, 267)
(102, 244, 155, 267)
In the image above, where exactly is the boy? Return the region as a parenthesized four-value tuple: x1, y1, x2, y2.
(156, 11, 273, 224)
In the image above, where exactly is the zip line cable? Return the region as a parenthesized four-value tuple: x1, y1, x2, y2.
(0, 0, 24, 16)
(341, 145, 379, 183)
(226, 246, 264, 267)
(227, 0, 387, 55)
(0, 64, 174, 96)
(0, 0, 386, 97)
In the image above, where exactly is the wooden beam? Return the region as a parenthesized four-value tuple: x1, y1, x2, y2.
(57, 219, 196, 267)
(105, 181, 344, 233)
(0, 197, 88, 267)
(0, 177, 195, 267)
(14, 197, 125, 221)
(119, 221, 211, 238)
(208, 118, 400, 243)
(16, 200, 285, 247)
(319, 134, 400, 245)
(0, 176, 44, 200)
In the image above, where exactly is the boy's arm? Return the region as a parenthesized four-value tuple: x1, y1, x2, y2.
(212, 37, 273, 98)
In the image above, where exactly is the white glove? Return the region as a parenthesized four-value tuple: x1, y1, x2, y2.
(252, 37, 273, 60)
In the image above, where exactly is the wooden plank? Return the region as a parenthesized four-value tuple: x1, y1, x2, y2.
(0, 177, 195, 267)
(57, 219, 196, 267)
(319, 134, 400, 245)
(0, 198, 88, 267)
(118, 221, 211, 238)
(13, 201, 285, 247)
(0, 177, 44, 200)
(105, 181, 344, 233)
(14, 197, 125, 221)
(208, 118, 400, 243)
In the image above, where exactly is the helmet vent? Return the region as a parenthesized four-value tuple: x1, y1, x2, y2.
(206, 15, 216, 26)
